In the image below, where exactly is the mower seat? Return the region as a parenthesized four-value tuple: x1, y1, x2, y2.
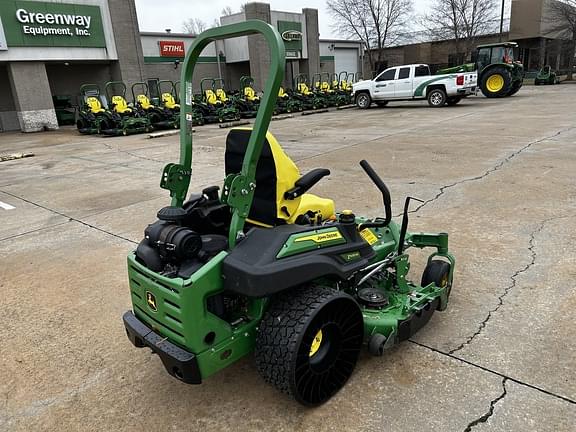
(136, 94, 154, 110)
(162, 93, 180, 110)
(244, 87, 259, 102)
(278, 87, 289, 99)
(111, 96, 133, 114)
(205, 90, 221, 105)
(225, 128, 335, 227)
(297, 83, 311, 96)
(215, 88, 229, 103)
(321, 82, 333, 93)
(85, 97, 105, 114)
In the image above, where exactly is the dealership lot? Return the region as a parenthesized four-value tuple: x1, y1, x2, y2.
(1, 86, 575, 431)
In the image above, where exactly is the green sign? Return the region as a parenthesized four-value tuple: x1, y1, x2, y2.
(277, 20, 302, 55)
(0, 1, 105, 48)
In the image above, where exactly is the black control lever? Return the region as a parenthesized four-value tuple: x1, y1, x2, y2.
(359, 160, 392, 227)
(397, 196, 424, 255)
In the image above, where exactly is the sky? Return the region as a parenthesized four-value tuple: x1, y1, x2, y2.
(134, 0, 434, 39)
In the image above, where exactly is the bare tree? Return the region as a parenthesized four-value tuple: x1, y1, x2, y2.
(546, 0, 576, 80)
(222, 6, 234, 16)
(327, 0, 413, 72)
(181, 18, 209, 34)
(422, 0, 499, 61)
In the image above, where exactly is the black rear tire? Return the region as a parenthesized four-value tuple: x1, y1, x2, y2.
(255, 286, 363, 406)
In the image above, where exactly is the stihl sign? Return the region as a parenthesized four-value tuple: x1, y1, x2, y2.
(159, 40, 185, 57)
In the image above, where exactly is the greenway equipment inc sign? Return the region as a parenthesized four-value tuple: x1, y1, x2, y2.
(0, 1, 106, 48)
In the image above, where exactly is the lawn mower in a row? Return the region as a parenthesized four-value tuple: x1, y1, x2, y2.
(122, 21, 455, 406)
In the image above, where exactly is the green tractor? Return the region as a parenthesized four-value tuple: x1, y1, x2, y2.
(475, 42, 524, 98)
(100, 81, 151, 136)
(438, 42, 524, 98)
(123, 21, 455, 406)
(534, 65, 559, 85)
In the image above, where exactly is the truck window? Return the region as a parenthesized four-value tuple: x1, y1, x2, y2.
(398, 67, 411, 79)
(414, 66, 430, 77)
(376, 68, 397, 81)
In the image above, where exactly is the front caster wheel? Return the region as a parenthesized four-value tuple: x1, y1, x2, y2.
(255, 286, 363, 406)
(422, 260, 452, 310)
(368, 333, 387, 356)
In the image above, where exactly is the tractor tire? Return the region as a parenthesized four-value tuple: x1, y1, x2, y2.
(355, 92, 371, 109)
(446, 97, 462, 106)
(480, 66, 513, 98)
(376, 101, 389, 108)
(427, 88, 447, 107)
(507, 81, 522, 96)
(421, 260, 452, 299)
(76, 118, 86, 130)
(255, 286, 363, 406)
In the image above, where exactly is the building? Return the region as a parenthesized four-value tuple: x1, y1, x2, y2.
(369, 0, 575, 75)
(0, 0, 363, 133)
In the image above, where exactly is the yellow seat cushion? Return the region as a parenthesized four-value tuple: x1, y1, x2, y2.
(297, 83, 311, 95)
(86, 96, 105, 114)
(244, 87, 259, 102)
(205, 90, 220, 105)
(162, 93, 179, 109)
(215, 88, 229, 103)
(111, 96, 132, 114)
(136, 94, 153, 110)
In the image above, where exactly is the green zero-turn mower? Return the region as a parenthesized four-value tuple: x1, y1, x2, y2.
(76, 84, 109, 135)
(534, 65, 559, 85)
(100, 81, 151, 136)
(132, 82, 180, 130)
(123, 21, 455, 406)
(200, 78, 241, 123)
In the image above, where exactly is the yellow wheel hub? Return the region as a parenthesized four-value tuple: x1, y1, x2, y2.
(486, 74, 505, 93)
(309, 329, 323, 357)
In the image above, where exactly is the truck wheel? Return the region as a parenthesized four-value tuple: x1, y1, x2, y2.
(355, 92, 371, 109)
(480, 66, 512, 98)
(422, 260, 452, 298)
(255, 286, 363, 406)
(446, 97, 462, 106)
(427, 88, 447, 107)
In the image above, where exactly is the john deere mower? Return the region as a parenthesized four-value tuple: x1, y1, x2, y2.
(275, 86, 303, 114)
(201, 78, 240, 123)
(534, 65, 559, 85)
(123, 21, 454, 406)
(294, 74, 325, 110)
(132, 82, 180, 130)
(234, 76, 260, 118)
(100, 81, 151, 136)
(76, 84, 109, 135)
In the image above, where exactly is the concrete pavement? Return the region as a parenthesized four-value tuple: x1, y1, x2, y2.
(0, 86, 574, 431)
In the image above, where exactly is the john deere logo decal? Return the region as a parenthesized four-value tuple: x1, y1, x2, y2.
(282, 30, 302, 42)
(146, 291, 157, 312)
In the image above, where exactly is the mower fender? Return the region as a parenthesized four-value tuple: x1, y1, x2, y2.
(123, 311, 202, 384)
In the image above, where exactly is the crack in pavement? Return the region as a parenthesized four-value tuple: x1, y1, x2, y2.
(449, 215, 571, 355)
(464, 378, 508, 432)
(411, 127, 574, 215)
(0, 189, 138, 245)
(410, 340, 576, 405)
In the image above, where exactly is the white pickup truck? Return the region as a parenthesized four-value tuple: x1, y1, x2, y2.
(352, 64, 477, 108)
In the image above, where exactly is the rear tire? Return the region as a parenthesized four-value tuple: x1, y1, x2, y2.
(255, 286, 363, 406)
(508, 81, 522, 96)
(480, 66, 513, 98)
(427, 88, 447, 107)
(355, 92, 371, 109)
